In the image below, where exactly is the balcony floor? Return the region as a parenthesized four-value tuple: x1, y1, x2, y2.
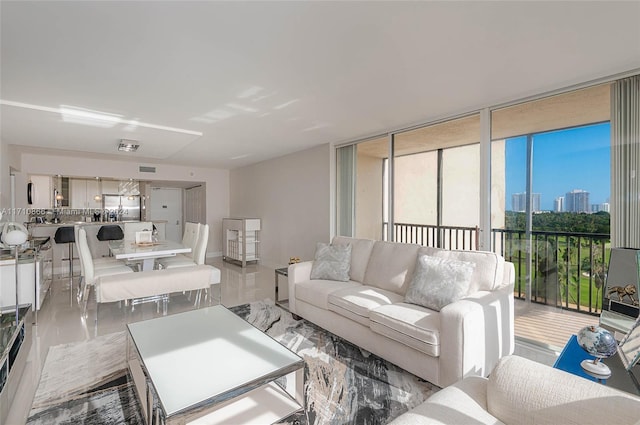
(514, 298, 599, 350)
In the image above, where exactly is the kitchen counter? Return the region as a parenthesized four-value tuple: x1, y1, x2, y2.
(0, 237, 50, 263)
(29, 220, 168, 227)
(30, 222, 167, 277)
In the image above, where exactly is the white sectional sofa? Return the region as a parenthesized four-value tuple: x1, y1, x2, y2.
(288, 236, 515, 388)
(389, 355, 640, 425)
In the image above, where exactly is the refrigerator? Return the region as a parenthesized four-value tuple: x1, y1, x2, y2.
(102, 195, 141, 221)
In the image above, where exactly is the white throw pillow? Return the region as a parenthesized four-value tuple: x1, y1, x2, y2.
(310, 243, 352, 282)
(405, 255, 476, 311)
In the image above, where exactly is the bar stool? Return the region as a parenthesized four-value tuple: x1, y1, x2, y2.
(54, 226, 76, 303)
(97, 225, 124, 242)
(97, 224, 123, 261)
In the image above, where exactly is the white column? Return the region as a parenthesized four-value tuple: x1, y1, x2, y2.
(479, 108, 492, 251)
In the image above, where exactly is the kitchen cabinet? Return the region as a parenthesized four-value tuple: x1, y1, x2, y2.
(27, 175, 52, 209)
(70, 179, 102, 209)
(222, 218, 260, 267)
(31, 225, 80, 277)
(0, 249, 51, 311)
(101, 180, 120, 195)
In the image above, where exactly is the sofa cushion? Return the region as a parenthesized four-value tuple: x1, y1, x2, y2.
(332, 237, 375, 283)
(328, 286, 404, 327)
(295, 279, 362, 310)
(363, 241, 421, 294)
(369, 303, 440, 357)
(310, 242, 352, 281)
(487, 356, 640, 425)
(405, 255, 476, 312)
(419, 247, 504, 293)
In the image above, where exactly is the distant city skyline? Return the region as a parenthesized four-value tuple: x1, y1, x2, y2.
(505, 122, 610, 211)
(511, 189, 610, 213)
(511, 192, 540, 212)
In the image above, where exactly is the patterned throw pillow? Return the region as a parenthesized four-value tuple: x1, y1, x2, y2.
(405, 255, 476, 311)
(310, 243, 352, 282)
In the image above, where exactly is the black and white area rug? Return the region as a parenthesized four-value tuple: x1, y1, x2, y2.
(27, 300, 437, 425)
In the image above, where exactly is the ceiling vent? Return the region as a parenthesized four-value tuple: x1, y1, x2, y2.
(139, 166, 156, 173)
(118, 139, 140, 152)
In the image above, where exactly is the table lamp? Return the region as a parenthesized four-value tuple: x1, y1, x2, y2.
(2, 222, 29, 322)
(577, 325, 618, 376)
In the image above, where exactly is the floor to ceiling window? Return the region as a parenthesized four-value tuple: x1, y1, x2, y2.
(491, 84, 611, 342)
(337, 136, 388, 240)
(391, 114, 481, 248)
(336, 78, 636, 349)
(337, 115, 483, 248)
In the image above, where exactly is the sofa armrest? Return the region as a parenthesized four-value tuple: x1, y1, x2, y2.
(439, 286, 514, 387)
(388, 376, 498, 425)
(488, 356, 640, 425)
(499, 261, 515, 289)
(287, 261, 313, 314)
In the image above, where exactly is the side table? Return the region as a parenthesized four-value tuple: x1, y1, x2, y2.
(553, 334, 640, 395)
(275, 267, 288, 303)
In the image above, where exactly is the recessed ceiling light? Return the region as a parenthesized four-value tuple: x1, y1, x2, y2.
(118, 139, 140, 152)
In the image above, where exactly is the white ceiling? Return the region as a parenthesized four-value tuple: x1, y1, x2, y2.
(1, 1, 639, 169)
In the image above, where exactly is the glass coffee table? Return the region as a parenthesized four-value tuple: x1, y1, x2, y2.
(127, 305, 304, 424)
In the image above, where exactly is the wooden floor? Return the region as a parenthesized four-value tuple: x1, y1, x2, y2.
(514, 299, 598, 350)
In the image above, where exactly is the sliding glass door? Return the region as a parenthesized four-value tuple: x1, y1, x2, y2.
(337, 114, 482, 248)
(391, 114, 481, 248)
(491, 84, 611, 318)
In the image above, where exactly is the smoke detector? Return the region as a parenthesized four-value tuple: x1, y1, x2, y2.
(118, 139, 140, 152)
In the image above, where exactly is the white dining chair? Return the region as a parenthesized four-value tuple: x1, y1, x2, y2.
(181, 222, 201, 258)
(74, 225, 124, 267)
(158, 224, 211, 304)
(74, 225, 129, 303)
(160, 224, 209, 269)
(77, 228, 135, 313)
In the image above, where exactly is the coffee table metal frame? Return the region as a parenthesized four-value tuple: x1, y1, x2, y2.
(126, 305, 305, 424)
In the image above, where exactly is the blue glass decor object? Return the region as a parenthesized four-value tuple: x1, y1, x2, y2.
(577, 325, 618, 376)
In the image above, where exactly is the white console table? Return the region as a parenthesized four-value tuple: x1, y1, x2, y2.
(222, 218, 260, 267)
(0, 239, 52, 313)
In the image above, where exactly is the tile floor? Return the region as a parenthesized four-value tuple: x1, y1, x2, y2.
(6, 257, 560, 424)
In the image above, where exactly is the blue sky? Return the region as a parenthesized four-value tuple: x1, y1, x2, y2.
(505, 122, 611, 211)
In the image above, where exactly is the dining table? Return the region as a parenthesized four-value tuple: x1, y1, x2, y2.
(108, 240, 191, 271)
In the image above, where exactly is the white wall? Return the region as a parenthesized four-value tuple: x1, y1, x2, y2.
(230, 144, 331, 267)
(0, 139, 8, 212)
(12, 150, 229, 255)
(0, 142, 23, 222)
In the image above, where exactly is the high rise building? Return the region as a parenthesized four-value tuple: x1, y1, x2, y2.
(554, 196, 564, 212)
(591, 202, 610, 213)
(512, 192, 541, 212)
(512, 193, 525, 212)
(565, 189, 590, 213)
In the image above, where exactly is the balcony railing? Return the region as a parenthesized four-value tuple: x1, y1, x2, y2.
(384, 222, 479, 250)
(384, 222, 610, 316)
